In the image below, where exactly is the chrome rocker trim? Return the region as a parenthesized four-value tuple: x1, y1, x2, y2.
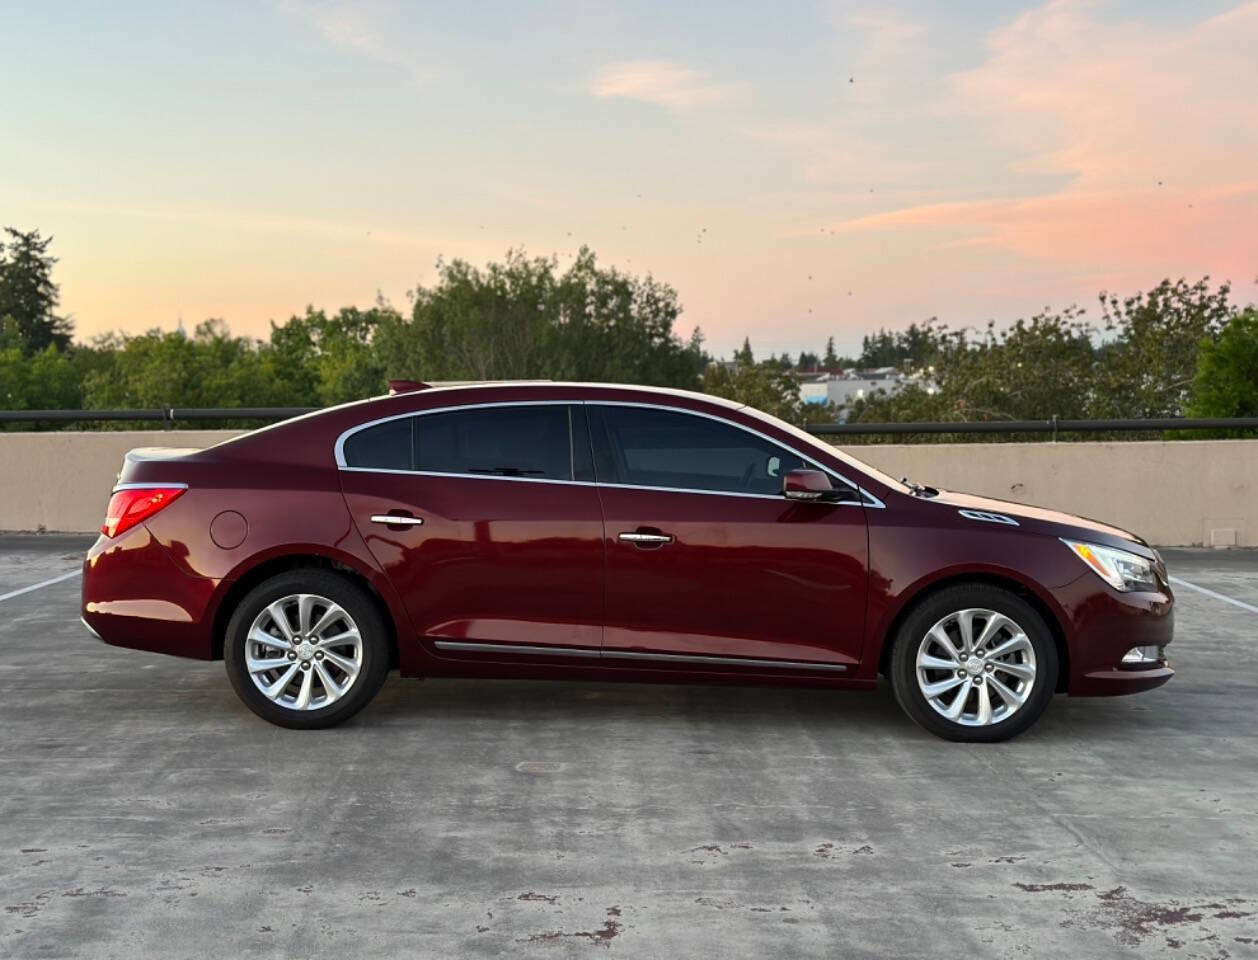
(433, 639, 848, 672)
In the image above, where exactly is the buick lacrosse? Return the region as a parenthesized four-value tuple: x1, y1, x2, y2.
(81, 382, 1173, 741)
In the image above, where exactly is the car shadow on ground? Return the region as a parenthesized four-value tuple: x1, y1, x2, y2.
(315, 672, 1174, 743)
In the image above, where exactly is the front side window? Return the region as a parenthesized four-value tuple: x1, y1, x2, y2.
(589, 405, 809, 495)
(415, 405, 573, 480)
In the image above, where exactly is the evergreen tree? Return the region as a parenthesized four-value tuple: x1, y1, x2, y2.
(0, 228, 73, 353)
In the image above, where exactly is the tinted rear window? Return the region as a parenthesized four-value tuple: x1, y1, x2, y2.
(415, 405, 573, 480)
(342, 417, 412, 470)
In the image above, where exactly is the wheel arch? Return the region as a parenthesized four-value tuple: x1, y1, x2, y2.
(875, 571, 1070, 693)
(209, 549, 402, 669)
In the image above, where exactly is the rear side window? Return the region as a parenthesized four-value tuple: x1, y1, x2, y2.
(415, 405, 573, 480)
(590, 405, 808, 495)
(342, 417, 412, 470)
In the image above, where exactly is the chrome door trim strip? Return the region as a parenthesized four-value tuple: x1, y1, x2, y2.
(434, 640, 602, 659)
(333, 397, 884, 507)
(433, 639, 848, 672)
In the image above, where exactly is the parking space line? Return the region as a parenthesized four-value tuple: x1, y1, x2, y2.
(1169, 576, 1258, 614)
(0, 569, 81, 603)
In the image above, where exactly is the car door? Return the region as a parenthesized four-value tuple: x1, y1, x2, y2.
(338, 402, 606, 657)
(588, 403, 869, 671)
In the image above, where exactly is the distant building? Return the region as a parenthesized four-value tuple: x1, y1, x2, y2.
(796, 367, 928, 420)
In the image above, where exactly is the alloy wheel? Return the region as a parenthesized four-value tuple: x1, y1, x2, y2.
(915, 607, 1037, 728)
(244, 593, 363, 711)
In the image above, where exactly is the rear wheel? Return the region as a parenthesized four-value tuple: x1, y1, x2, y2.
(889, 584, 1058, 742)
(224, 570, 389, 729)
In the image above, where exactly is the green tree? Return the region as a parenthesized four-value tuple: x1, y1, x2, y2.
(797, 350, 820, 371)
(82, 320, 282, 410)
(267, 306, 392, 405)
(1187, 308, 1258, 418)
(848, 311, 1097, 427)
(702, 355, 806, 425)
(858, 321, 935, 371)
(0, 228, 73, 353)
(823, 336, 839, 368)
(1096, 277, 1236, 418)
(372, 247, 706, 388)
(0, 344, 81, 413)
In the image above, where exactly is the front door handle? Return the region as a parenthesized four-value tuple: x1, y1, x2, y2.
(618, 530, 673, 545)
(371, 513, 424, 526)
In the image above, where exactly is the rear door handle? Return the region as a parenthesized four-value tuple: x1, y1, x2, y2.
(618, 531, 673, 545)
(371, 513, 424, 526)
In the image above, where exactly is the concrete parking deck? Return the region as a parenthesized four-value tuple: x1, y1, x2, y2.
(1, 536, 1255, 958)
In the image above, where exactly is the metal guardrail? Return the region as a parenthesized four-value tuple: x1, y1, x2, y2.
(809, 416, 1258, 437)
(0, 407, 319, 425)
(0, 408, 1256, 436)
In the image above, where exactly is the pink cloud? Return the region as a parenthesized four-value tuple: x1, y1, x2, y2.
(590, 60, 737, 111)
(805, 1, 1258, 283)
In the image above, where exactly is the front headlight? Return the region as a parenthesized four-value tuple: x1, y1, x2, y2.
(1061, 539, 1158, 592)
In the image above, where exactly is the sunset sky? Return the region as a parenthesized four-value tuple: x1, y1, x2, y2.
(3, 0, 1255, 358)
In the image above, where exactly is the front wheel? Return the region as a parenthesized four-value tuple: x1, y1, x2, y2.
(224, 570, 390, 729)
(888, 584, 1058, 742)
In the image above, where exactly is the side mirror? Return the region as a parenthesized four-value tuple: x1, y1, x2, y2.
(783, 469, 859, 503)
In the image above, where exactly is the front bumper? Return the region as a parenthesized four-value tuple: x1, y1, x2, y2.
(1060, 574, 1175, 697)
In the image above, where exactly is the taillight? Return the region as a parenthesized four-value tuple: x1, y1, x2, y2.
(101, 486, 186, 538)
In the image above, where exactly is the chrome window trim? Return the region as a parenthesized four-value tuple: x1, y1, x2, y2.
(433, 639, 847, 672)
(589, 401, 883, 508)
(334, 399, 576, 468)
(111, 481, 190, 493)
(339, 465, 592, 487)
(334, 398, 885, 508)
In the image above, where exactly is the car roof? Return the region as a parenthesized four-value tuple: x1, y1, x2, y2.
(201, 379, 897, 500)
(387, 380, 746, 409)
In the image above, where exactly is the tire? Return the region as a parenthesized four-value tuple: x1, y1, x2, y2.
(224, 570, 390, 729)
(888, 584, 1058, 743)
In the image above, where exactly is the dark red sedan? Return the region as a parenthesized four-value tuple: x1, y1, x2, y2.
(81, 382, 1173, 741)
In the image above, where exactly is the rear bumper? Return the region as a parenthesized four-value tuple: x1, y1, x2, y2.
(81, 527, 218, 660)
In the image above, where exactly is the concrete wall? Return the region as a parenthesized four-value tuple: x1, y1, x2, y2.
(0, 431, 1253, 546)
(829, 440, 1255, 548)
(0, 431, 243, 536)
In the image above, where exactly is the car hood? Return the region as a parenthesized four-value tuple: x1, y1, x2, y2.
(926, 488, 1148, 549)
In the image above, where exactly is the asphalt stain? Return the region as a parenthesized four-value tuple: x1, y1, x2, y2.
(516, 906, 623, 947)
(814, 842, 874, 859)
(1015, 882, 1095, 893)
(518, 892, 559, 904)
(1025, 882, 1255, 951)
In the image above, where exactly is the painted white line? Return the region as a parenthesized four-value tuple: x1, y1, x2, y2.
(0, 569, 82, 603)
(1169, 576, 1258, 615)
